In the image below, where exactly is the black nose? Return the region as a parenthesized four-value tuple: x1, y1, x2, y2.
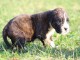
(64, 28, 67, 31)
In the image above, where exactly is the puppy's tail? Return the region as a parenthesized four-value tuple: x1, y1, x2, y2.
(2, 26, 11, 48)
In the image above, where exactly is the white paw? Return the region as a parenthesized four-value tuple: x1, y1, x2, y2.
(55, 46, 59, 48)
(50, 41, 55, 48)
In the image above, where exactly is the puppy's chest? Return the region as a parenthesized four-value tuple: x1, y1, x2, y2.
(46, 28, 55, 39)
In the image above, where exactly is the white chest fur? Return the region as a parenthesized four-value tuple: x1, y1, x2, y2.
(46, 28, 55, 40)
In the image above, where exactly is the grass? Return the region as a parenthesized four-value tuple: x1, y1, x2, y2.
(0, 0, 80, 60)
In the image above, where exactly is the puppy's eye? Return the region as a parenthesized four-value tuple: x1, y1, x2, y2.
(58, 20, 62, 23)
(57, 20, 61, 25)
(67, 19, 69, 22)
(66, 18, 69, 22)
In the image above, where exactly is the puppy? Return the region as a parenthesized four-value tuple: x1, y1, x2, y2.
(2, 8, 69, 49)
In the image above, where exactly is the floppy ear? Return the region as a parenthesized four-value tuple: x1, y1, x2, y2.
(47, 10, 56, 23)
(46, 11, 55, 27)
(47, 11, 53, 20)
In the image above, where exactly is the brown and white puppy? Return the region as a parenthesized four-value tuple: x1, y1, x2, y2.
(2, 8, 69, 49)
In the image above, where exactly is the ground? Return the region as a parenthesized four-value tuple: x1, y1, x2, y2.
(0, 0, 80, 60)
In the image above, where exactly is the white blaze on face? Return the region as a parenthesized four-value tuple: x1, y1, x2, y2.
(61, 13, 70, 35)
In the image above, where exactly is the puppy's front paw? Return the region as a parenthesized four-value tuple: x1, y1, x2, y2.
(50, 41, 55, 48)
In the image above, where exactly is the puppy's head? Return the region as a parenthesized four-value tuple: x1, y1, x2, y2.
(50, 8, 70, 35)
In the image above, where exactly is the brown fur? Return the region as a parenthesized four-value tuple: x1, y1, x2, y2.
(2, 8, 69, 49)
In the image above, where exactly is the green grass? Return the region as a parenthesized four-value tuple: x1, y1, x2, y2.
(0, 0, 80, 60)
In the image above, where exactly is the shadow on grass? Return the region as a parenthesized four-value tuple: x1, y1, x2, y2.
(0, 42, 80, 59)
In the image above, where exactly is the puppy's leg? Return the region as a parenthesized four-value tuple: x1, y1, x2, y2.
(37, 35, 46, 47)
(45, 38, 55, 48)
(45, 33, 55, 48)
(10, 38, 16, 50)
(10, 37, 15, 46)
(40, 40, 46, 47)
(13, 37, 25, 51)
(45, 28, 56, 48)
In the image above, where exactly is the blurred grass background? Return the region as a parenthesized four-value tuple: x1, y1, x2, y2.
(0, 0, 80, 60)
